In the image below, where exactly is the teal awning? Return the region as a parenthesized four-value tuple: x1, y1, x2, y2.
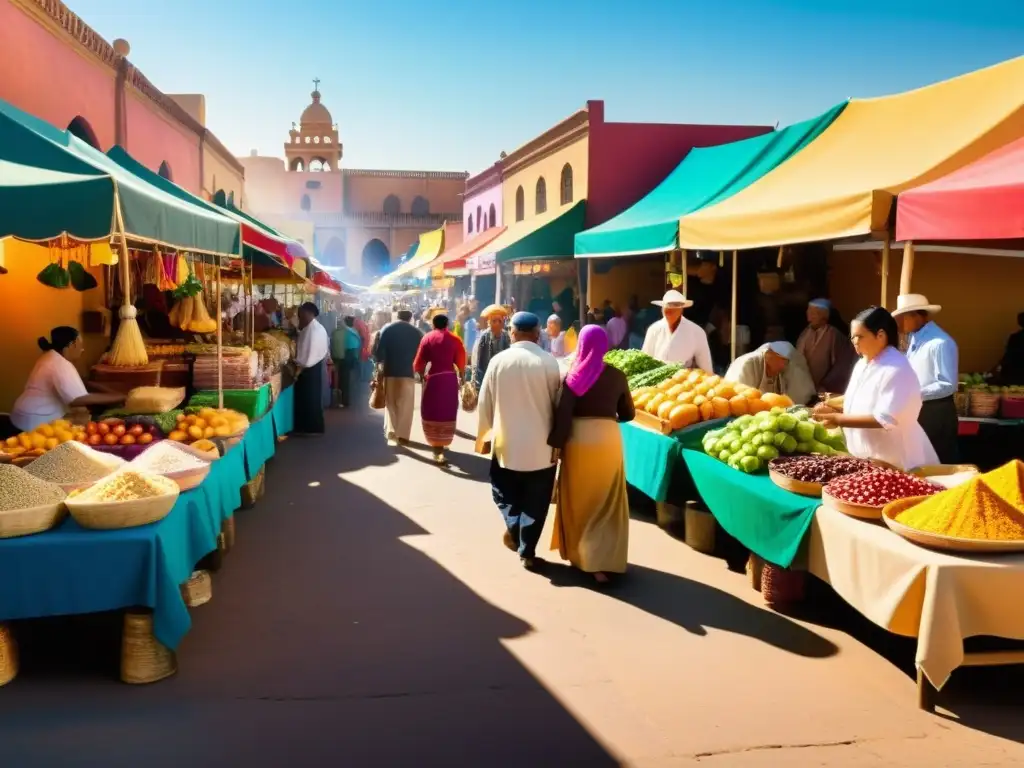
(0, 98, 240, 255)
(574, 103, 847, 258)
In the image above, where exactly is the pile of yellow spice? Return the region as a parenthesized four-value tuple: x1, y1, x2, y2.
(893, 460, 1024, 540)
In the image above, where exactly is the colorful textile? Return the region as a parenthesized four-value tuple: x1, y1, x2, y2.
(565, 325, 608, 396)
(415, 330, 465, 447)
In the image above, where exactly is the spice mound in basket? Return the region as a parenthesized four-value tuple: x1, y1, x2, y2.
(72, 470, 175, 503)
(24, 441, 125, 487)
(129, 441, 212, 491)
(0, 464, 66, 510)
(825, 467, 941, 507)
(770, 455, 872, 484)
(890, 461, 1024, 541)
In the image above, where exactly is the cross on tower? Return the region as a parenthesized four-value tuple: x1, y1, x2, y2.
(313, 77, 320, 92)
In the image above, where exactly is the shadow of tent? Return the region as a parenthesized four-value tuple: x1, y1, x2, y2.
(0, 422, 618, 767)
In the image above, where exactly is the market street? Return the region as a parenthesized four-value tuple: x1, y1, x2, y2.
(1, 402, 1023, 767)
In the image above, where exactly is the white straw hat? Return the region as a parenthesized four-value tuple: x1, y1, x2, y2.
(652, 289, 693, 309)
(891, 293, 941, 317)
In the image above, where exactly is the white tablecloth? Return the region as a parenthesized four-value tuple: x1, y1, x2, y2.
(807, 505, 1024, 689)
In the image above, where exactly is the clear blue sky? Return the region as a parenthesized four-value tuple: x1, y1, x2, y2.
(72, 0, 1023, 175)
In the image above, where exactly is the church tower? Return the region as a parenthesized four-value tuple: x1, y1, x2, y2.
(285, 80, 341, 173)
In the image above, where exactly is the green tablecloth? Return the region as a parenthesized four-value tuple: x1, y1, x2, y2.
(620, 419, 729, 502)
(681, 448, 820, 568)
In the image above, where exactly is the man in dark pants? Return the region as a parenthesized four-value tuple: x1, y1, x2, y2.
(330, 316, 361, 408)
(475, 312, 562, 569)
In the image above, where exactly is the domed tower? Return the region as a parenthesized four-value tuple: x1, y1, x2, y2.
(285, 80, 342, 173)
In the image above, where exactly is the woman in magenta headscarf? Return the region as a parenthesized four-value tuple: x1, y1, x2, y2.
(547, 325, 635, 583)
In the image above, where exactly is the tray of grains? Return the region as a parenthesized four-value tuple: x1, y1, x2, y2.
(65, 469, 179, 530)
(768, 455, 874, 497)
(129, 441, 212, 491)
(883, 460, 1024, 553)
(823, 468, 942, 521)
(0, 464, 68, 538)
(24, 441, 125, 492)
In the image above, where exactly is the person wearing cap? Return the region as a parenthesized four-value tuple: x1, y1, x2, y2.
(796, 298, 856, 394)
(476, 311, 561, 569)
(725, 341, 817, 406)
(893, 293, 959, 463)
(471, 304, 511, 390)
(641, 290, 713, 370)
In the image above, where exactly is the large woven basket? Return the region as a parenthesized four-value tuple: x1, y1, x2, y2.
(760, 563, 806, 606)
(66, 482, 179, 530)
(0, 623, 17, 687)
(0, 502, 66, 539)
(969, 391, 1001, 418)
(120, 610, 176, 684)
(181, 570, 212, 608)
(222, 516, 236, 550)
(241, 466, 265, 509)
(684, 503, 716, 554)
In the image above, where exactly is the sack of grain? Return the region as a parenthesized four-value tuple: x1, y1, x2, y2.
(123, 387, 186, 415)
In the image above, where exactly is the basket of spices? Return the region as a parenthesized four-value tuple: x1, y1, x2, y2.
(24, 441, 124, 493)
(130, 441, 212, 491)
(0, 464, 67, 538)
(66, 469, 179, 530)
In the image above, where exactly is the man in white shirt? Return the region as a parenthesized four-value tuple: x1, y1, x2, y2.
(642, 289, 713, 370)
(477, 311, 561, 569)
(293, 302, 330, 434)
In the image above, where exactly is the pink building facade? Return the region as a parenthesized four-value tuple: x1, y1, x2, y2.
(463, 162, 503, 239)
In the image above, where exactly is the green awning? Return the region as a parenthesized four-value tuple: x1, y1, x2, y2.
(0, 98, 240, 255)
(492, 200, 586, 263)
(574, 103, 846, 258)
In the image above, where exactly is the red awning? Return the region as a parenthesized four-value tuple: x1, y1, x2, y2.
(897, 137, 1024, 242)
(420, 225, 507, 271)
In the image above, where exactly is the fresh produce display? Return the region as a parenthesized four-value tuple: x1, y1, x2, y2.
(71, 469, 177, 502)
(166, 408, 249, 444)
(84, 418, 159, 448)
(825, 468, 940, 507)
(130, 442, 209, 474)
(891, 460, 1024, 540)
(1, 418, 88, 460)
(769, 455, 873, 484)
(701, 406, 848, 473)
(24, 441, 124, 485)
(604, 350, 663, 378)
(627, 364, 684, 391)
(0, 464, 66, 511)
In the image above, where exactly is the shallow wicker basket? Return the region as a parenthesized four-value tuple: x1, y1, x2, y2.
(0, 502, 66, 538)
(761, 563, 806, 605)
(0, 623, 17, 687)
(181, 569, 212, 607)
(821, 489, 883, 521)
(120, 610, 176, 684)
(768, 468, 823, 498)
(969, 391, 1001, 418)
(684, 503, 716, 554)
(882, 496, 1024, 553)
(66, 477, 179, 530)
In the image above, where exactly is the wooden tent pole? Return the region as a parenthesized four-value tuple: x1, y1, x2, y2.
(731, 250, 738, 363)
(216, 261, 223, 409)
(900, 241, 915, 295)
(680, 250, 688, 296)
(880, 239, 891, 308)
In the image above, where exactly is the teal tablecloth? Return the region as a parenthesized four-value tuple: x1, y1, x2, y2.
(243, 415, 277, 479)
(681, 449, 819, 568)
(0, 442, 249, 650)
(272, 385, 294, 438)
(620, 418, 730, 502)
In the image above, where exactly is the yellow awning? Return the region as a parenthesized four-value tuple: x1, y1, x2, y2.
(368, 224, 446, 291)
(678, 56, 1024, 250)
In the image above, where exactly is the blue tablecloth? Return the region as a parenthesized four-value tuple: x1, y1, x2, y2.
(0, 442, 250, 650)
(243, 415, 277, 480)
(272, 385, 294, 438)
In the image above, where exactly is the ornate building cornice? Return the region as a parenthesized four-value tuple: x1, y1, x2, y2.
(14, 0, 244, 175)
(500, 107, 591, 177)
(343, 168, 469, 181)
(465, 162, 503, 198)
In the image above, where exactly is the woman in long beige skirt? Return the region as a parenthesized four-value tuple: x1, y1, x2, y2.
(548, 326, 635, 583)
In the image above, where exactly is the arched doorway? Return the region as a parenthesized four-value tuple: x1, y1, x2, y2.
(322, 236, 345, 267)
(66, 116, 100, 149)
(361, 238, 390, 277)
(158, 161, 173, 181)
(213, 189, 227, 207)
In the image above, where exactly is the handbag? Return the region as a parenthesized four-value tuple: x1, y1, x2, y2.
(460, 380, 478, 413)
(368, 364, 386, 410)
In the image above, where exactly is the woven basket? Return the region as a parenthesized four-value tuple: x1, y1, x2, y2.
(655, 501, 685, 536)
(684, 503, 716, 554)
(0, 623, 17, 687)
(954, 390, 969, 417)
(66, 484, 179, 530)
(222, 516, 236, 550)
(0, 502, 66, 539)
(181, 570, 212, 608)
(760, 563, 806, 605)
(969, 391, 1001, 418)
(241, 466, 265, 509)
(120, 610, 176, 684)
(747, 554, 765, 592)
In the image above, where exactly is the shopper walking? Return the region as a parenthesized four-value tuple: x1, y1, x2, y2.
(373, 309, 423, 445)
(414, 314, 467, 465)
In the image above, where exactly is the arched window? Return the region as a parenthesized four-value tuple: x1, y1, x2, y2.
(66, 116, 100, 149)
(158, 161, 173, 181)
(488, 203, 496, 228)
(467, 216, 474, 234)
(476, 205, 482, 231)
(291, 158, 305, 172)
(535, 177, 547, 215)
(309, 158, 324, 172)
(411, 196, 430, 216)
(515, 186, 524, 222)
(383, 194, 400, 215)
(560, 163, 574, 205)
(227, 191, 235, 206)
(300, 194, 311, 211)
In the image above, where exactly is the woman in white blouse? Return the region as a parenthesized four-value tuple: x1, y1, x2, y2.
(812, 306, 938, 470)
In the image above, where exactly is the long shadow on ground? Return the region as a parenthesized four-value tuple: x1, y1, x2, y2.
(0, 410, 617, 767)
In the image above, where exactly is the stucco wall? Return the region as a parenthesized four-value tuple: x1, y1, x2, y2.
(241, 155, 343, 216)
(204, 146, 244, 204)
(502, 135, 589, 226)
(464, 184, 502, 237)
(345, 174, 464, 215)
(124, 89, 200, 192)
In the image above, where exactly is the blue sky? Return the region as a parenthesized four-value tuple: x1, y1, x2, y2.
(72, 0, 1023, 175)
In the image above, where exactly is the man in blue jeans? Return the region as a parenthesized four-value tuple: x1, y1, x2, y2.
(330, 316, 362, 408)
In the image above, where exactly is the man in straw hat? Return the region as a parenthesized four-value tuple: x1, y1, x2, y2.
(471, 304, 511, 390)
(476, 312, 561, 569)
(892, 293, 959, 463)
(641, 290, 713, 370)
